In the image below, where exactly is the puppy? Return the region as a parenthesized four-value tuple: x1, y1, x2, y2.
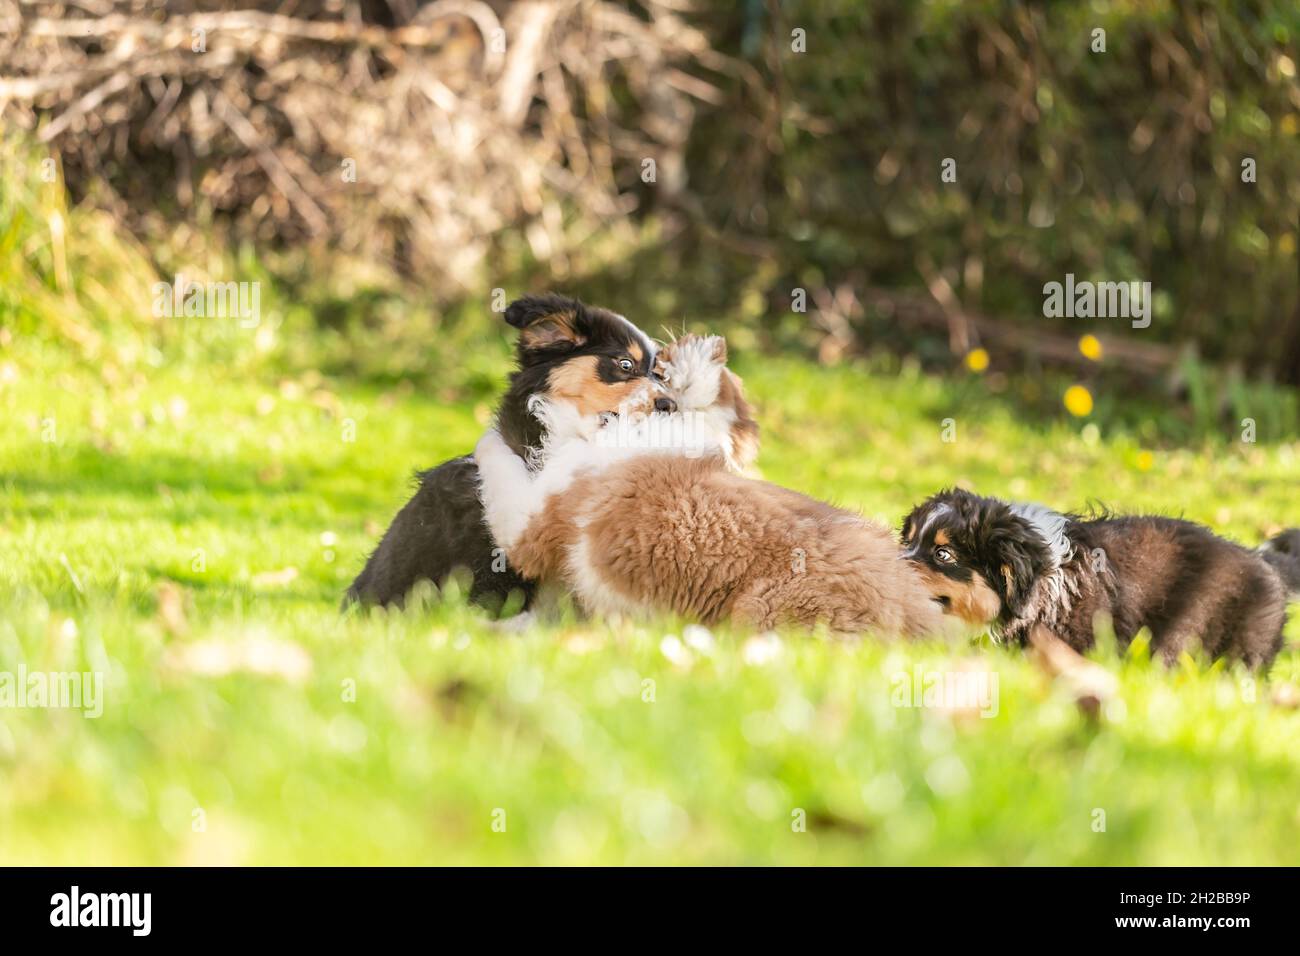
(1259, 529, 1300, 593)
(345, 294, 662, 610)
(901, 488, 1300, 669)
(474, 335, 947, 637)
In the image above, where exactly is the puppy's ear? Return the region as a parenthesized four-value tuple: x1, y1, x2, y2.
(989, 528, 1049, 617)
(708, 335, 727, 364)
(505, 295, 587, 352)
(723, 369, 753, 419)
(720, 368, 760, 471)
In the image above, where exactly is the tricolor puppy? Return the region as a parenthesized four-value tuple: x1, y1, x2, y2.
(526, 332, 758, 475)
(475, 334, 949, 636)
(346, 293, 661, 610)
(901, 488, 1300, 669)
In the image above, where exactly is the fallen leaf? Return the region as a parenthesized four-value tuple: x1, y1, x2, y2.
(742, 631, 783, 666)
(561, 630, 605, 654)
(251, 566, 298, 588)
(156, 580, 188, 637)
(659, 634, 693, 669)
(166, 631, 312, 683)
(1270, 682, 1300, 709)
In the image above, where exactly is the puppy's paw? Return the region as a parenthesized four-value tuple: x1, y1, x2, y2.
(1027, 625, 1118, 720)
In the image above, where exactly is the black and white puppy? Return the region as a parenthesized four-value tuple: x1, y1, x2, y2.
(901, 488, 1300, 670)
(345, 293, 665, 610)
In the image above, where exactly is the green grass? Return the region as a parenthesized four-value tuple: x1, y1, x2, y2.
(2, 322, 1300, 865)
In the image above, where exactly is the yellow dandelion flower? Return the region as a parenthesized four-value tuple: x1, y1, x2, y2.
(1136, 450, 1154, 471)
(965, 348, 990, 373)
(1063, 384, 1093, 417)
(1078, 334, 1103, 361)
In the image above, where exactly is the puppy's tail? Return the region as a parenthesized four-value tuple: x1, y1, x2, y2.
(1259, 529, 1300, 597)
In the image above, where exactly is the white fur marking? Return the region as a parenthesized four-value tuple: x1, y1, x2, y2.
(1009, 502, 1074, 568)
(902, 504, 950, 559)
(567, 531, 642, 618)
(997, 503, 1085, 643)
(474, 429, 545, 552)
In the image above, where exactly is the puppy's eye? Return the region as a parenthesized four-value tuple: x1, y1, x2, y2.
(934, 546, 956, 565)
(617, 358, 634, 373)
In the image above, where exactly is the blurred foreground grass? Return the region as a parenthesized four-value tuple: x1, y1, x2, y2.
(2, 330, 1300, 865)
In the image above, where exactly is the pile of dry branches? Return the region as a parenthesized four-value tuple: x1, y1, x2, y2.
(0, 0, 728, 288)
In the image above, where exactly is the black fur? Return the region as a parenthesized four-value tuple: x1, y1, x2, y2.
(344, 294, 656, 610)
(345, 455, 528, 611)
(903, 489, 1292, 670)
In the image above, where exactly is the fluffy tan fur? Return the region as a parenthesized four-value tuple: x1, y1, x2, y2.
(506, 454, 948, 636)
(650, 336, 759, 470)
(717, 368, 760, 473)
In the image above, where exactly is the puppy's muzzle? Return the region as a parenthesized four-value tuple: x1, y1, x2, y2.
(616, 380, 675, 417)
(904, 556, 954, 612)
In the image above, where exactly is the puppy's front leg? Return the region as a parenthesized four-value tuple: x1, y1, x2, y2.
(474, 429, 543, 554)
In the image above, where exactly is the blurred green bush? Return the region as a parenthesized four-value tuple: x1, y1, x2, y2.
(656, 0, 1300, 386)
(4, 1, 1299, 423)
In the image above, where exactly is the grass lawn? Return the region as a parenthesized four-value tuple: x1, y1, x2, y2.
(2, 332, 1299, 865)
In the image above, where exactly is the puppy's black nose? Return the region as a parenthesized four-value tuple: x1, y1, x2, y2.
(654, 397, 676, 413)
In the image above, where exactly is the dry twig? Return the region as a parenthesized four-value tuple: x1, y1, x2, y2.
(0, 0, 726, 286)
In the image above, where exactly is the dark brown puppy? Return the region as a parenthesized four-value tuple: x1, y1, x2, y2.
(1260, 528, 1300, 592)
(901, 488, 1299, 670)
(345, 293, 661, 610)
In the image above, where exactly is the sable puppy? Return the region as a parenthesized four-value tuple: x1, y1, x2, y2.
(474, 335, 947, 637)
(901, 488, 1299, 669)
(345, 293, 662, 610)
